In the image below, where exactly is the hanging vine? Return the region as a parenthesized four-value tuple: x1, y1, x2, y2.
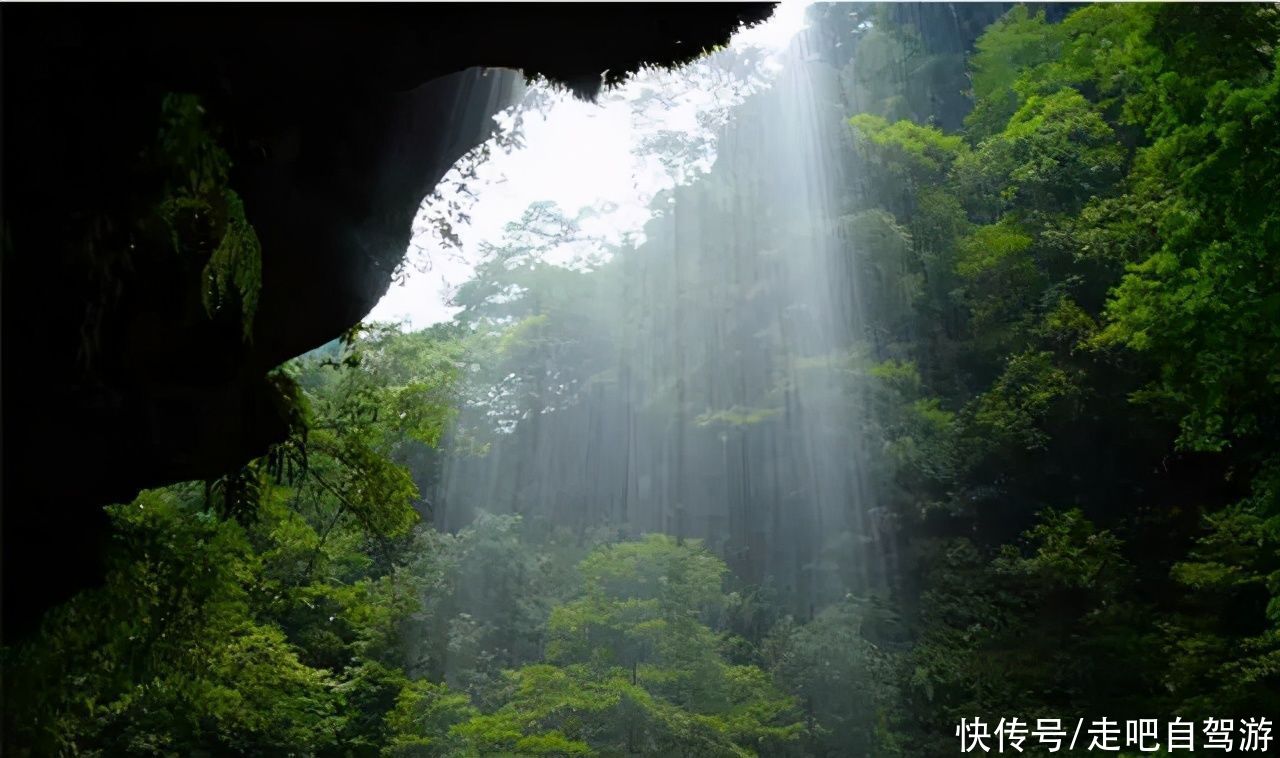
(154, 94, 262, 341)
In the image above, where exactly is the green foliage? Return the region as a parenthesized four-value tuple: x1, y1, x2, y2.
(897, 512, 1160, 755)
(964, 6, 1064, 140)
(385, 679, 477, 757)
(844, 209, 923, 326)
(866, 360, 957, 500)
(967, 88, 1125, 217)
(1163, 457, 1280, 715)
(841, 4, 1280, 751)
(1036, 296, 1098, 353)
(768, 597, 902, 756)
(400, 512, 596, 698)
(994, 508, 1127, 596)
(439, 537, 803, 757)
(1096, 48, 1280, 451)
(3, 325, 466, 755)
(954, 221, 1039, 343)
(850, 114, 966, 185)
(955, 221, 1033, 280)
(970, 351, 1081, 451)
(155, 93, 262, 339)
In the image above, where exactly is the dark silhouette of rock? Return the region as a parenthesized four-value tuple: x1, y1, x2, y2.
(0, 3, 775, 638)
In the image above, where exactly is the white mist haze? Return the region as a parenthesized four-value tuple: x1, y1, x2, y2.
(368, 0, 814, 328)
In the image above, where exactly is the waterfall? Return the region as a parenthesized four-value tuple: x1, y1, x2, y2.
(432, 3, 891, 614)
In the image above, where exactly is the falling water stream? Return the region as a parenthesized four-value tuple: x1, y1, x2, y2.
(381, 2, 895, 617)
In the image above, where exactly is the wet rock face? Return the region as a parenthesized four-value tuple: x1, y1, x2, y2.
(0, 3, 775, 636)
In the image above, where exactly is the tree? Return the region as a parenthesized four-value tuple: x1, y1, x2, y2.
(448, 537, 803, 756)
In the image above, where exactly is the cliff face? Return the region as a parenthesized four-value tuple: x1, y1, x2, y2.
(0, 3, 775, 636)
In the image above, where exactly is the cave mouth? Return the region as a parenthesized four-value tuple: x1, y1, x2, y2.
(0, 1, 781, 640)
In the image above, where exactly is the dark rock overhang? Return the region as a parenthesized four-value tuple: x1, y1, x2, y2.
(0, 2, 776, 638)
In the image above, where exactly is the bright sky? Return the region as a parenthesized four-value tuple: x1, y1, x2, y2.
(368, 0, 813, 329)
